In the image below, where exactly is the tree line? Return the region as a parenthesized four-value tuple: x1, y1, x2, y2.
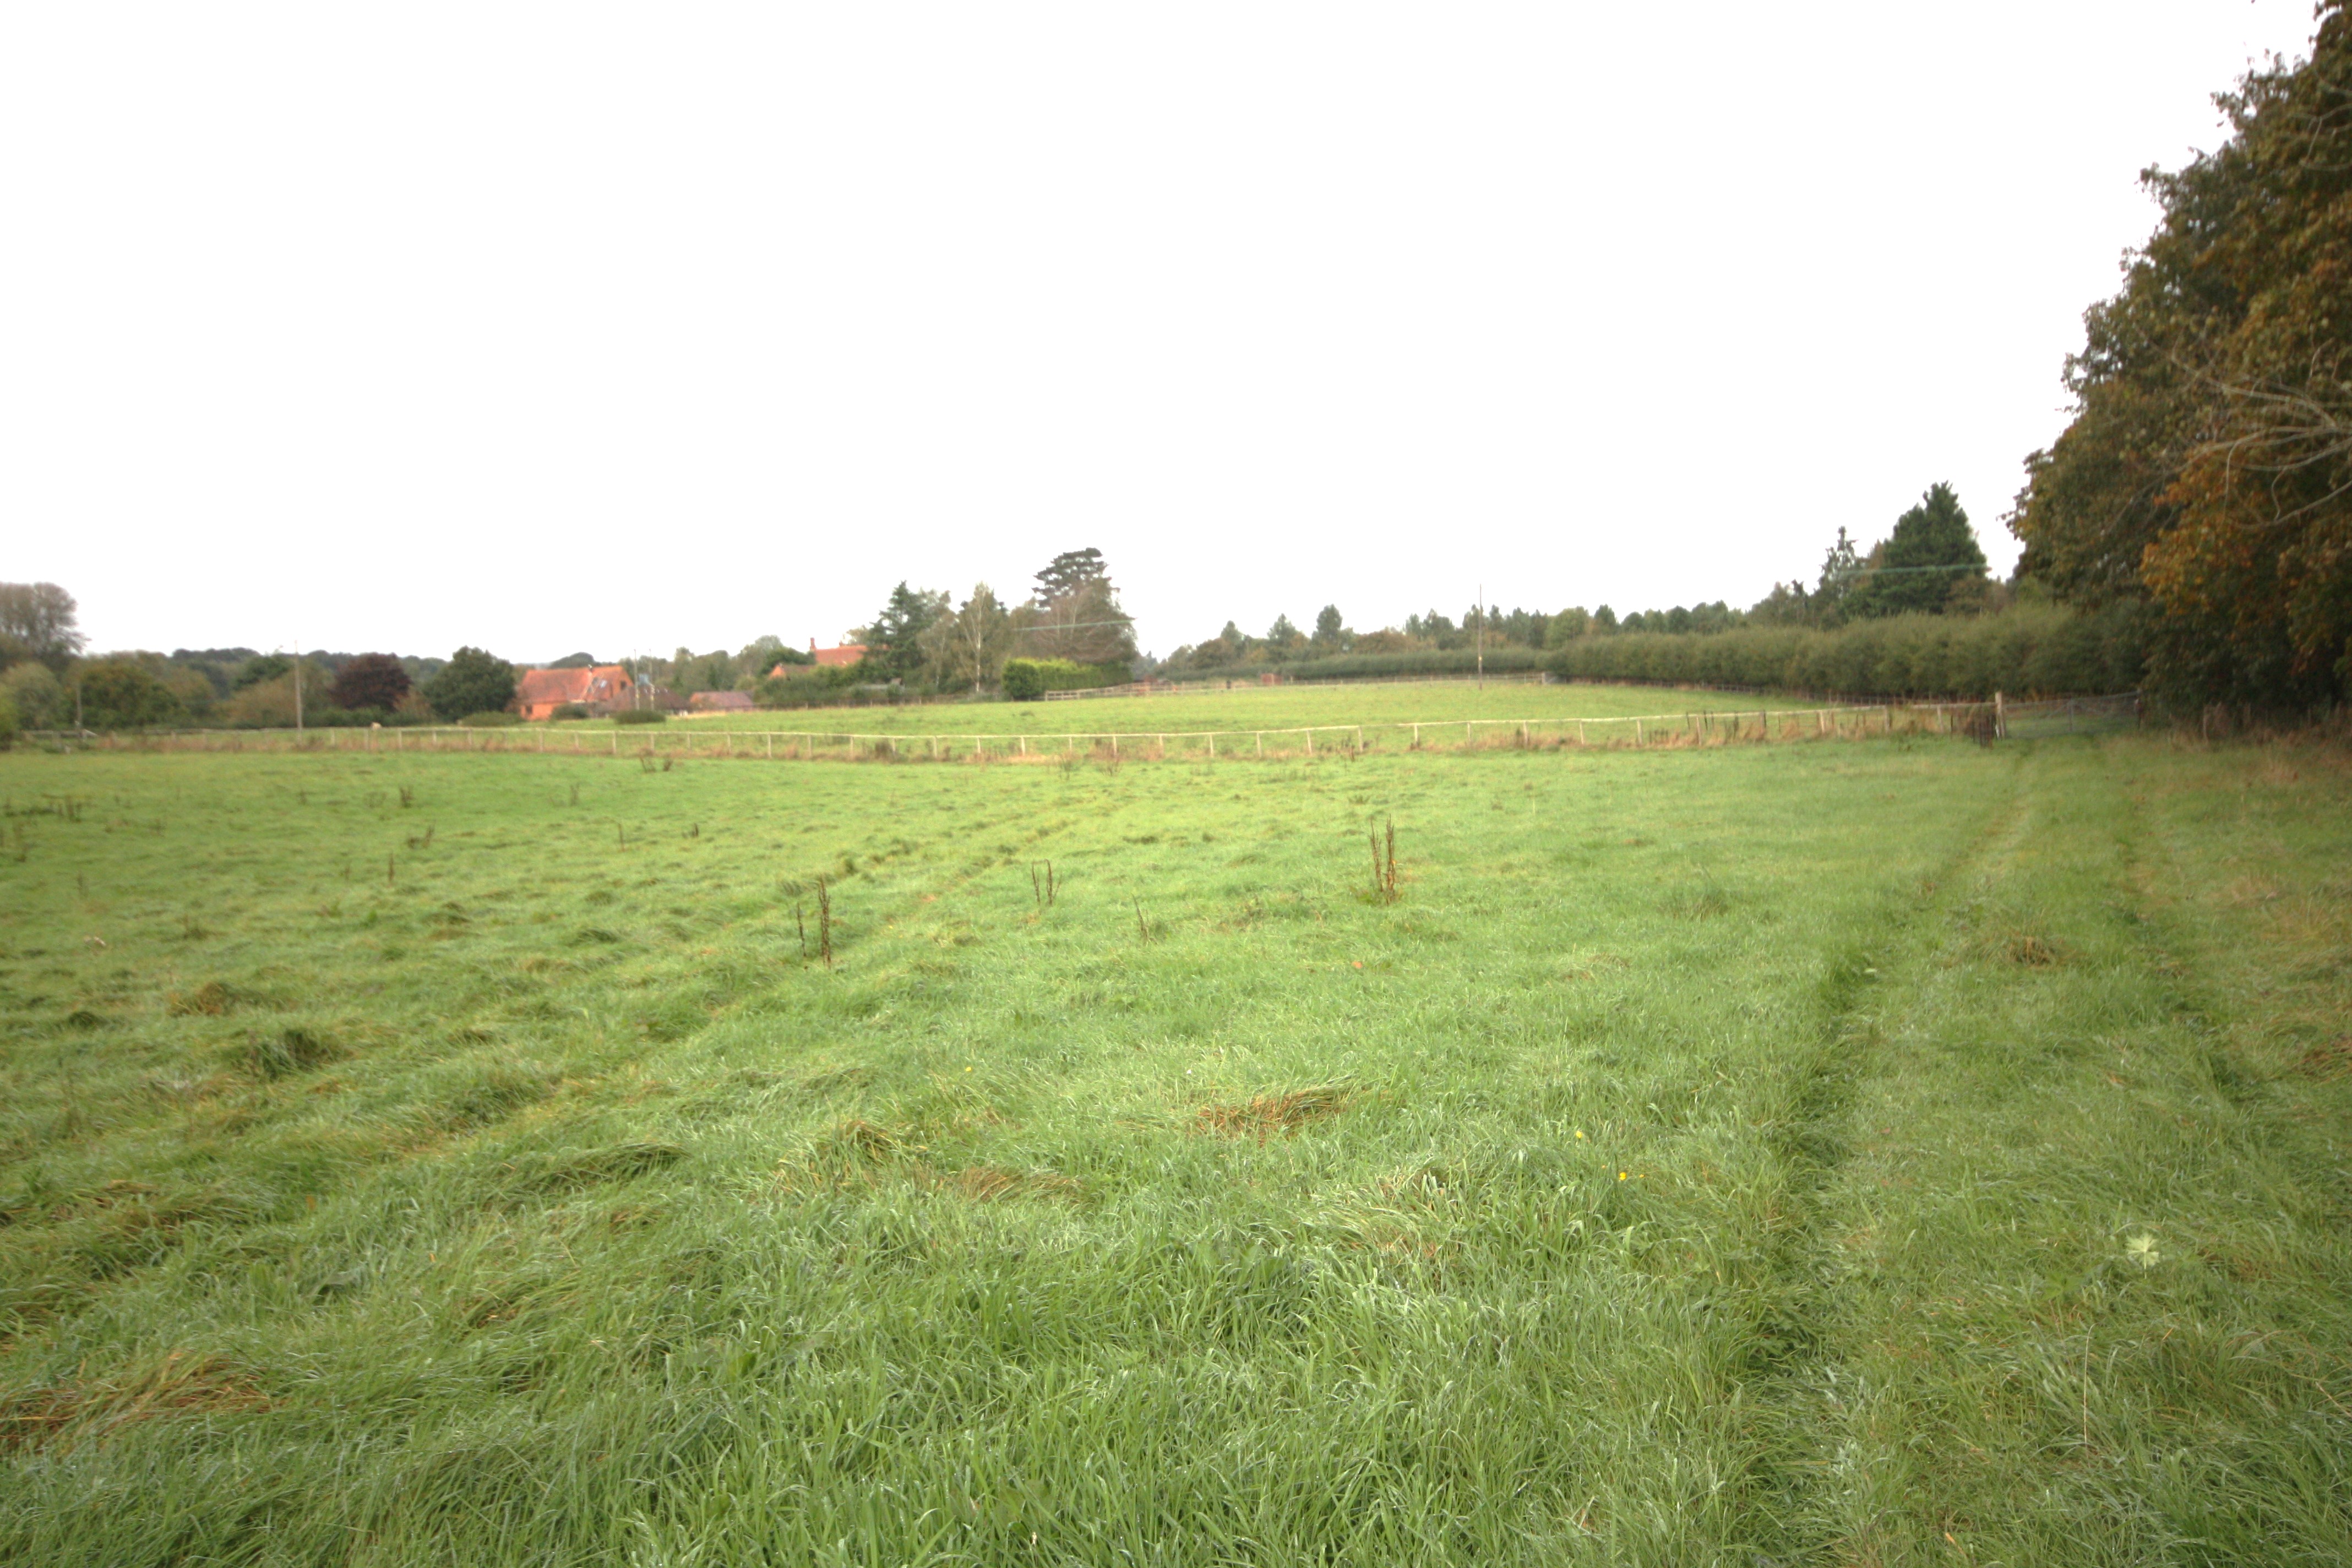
(1158, 482, 2002, 680)
(2009, 3, 2351, 714)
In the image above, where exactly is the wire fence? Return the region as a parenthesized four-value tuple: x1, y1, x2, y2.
(26, 694, 2140, 762)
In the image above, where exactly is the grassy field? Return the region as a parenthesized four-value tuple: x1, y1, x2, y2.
(613, 678, 1809, 737)
(1, 731, 2345, 1564)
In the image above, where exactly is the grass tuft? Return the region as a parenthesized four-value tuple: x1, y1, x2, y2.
(1195, 1085, 1353, 1139)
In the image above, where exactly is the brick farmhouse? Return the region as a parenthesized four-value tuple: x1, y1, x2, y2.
(513, 665, 635, 720)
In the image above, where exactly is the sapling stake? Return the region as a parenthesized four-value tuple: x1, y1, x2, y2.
(817, 875, 833, 968)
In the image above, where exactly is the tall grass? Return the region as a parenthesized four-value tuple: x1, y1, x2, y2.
(0, 736, 2343, 1564)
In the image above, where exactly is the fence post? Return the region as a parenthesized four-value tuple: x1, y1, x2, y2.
(1305, 730, 1313, 756)
(1994, 692, 2007, 739)
(612, 732, 618, 756)
(1578, 720, 1586, 745)
(1256, 732, 1264, 757)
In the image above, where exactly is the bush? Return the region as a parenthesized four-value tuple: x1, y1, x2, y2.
(329, 653, 412, 711)
(0, 687, 17, 748)
(1546, 605, 2147, 699)
(1169, 646, 1548, 685)
(548, 703, 590, 721)
(1000, 658, 1128, 700)
(1, 662, 64, 729)
(422, 646, 516, 721)
(75, 659, 187, 729)
(611, 708, 667, 725)
(457, 710, 521, 728)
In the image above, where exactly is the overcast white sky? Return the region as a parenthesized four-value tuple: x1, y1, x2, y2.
(0, 3, 2325, 662)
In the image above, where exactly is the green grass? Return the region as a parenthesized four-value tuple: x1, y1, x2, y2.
(600, 678, 1809, 736)
(0, 734, 2345, 1565)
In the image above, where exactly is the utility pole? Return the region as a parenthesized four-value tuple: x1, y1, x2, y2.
(1476, 583, 1484, 689)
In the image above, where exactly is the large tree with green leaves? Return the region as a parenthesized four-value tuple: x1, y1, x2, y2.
(328, 653, 412, 712)
(918, 585, 1016, 692)
(2013, 4, 2352, 707)
(0, 582, 84, 672)
(422, 647, 516, 720)
(1020, 549, 1135, 668)
(75, 659, 185, 729)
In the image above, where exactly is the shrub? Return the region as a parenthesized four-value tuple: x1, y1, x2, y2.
(1171, 646, 1547, 685)
(75, 660, 187, 729)
(1, 661, 63, 729)
(1546, 605, 2147, 699)
(1000, 658, 1129, 700)
(329, 653, 411, 711)
(457, 710, 521, 728)
(612, 708, 666, 725)
(422, 646, 516, 720)
(548, 703, 590, 721)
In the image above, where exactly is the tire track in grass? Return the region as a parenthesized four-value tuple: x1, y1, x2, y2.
(1727, 749, 2035, 1562)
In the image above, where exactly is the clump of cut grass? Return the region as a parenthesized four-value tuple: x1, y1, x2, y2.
(246, 1027, 344, 1080)
(2005, 930, 2062, 966)
(945, 1165, 1083, 1203)
(2294, 1035, 2350, 1080)
(1195, 1085, 1353, 1139)
(0, 1351, 270, 1453)
(166, 981, 233, 1017)
(430, 1060, 557, 1134)
(497, 1141, 685, 1197)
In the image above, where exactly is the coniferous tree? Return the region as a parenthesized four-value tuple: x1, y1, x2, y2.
(1847, 486, 1988, 619)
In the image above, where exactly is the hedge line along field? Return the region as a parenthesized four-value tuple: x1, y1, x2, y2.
(617, 678, 1797, 737)
(1, 735, 2346, 1565)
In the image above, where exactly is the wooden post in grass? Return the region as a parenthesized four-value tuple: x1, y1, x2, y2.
(1256, 732, 1264, 757)
(1578, 720, 1586, 745)
(1994, 691, 2007, 739)
(1305, 729, 1313, 757)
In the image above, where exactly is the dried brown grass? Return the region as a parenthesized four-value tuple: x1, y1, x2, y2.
(1194, 1086, 1352, 1140)
(0, 1351, 270, 1452)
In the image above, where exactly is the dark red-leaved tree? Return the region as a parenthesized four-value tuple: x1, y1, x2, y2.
(330, 653, 412, 711)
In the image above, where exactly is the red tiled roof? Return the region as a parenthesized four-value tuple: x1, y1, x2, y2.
(813, 644, 865, 668)
(515, 665, 633, 708)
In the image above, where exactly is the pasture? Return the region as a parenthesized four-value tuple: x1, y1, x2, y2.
(1, 730, 2346, 1565)
(636, 677, 1785, 737)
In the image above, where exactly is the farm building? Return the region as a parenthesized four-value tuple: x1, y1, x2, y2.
(512, 664, 635, 720)
(688, 690, 755, 713)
